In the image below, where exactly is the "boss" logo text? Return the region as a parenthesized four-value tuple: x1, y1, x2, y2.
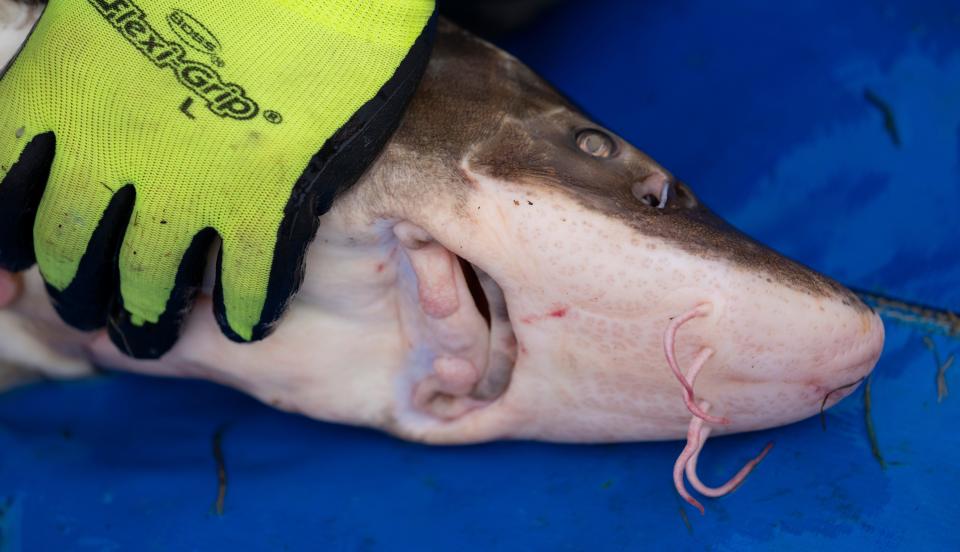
(89, 0, 259, 121)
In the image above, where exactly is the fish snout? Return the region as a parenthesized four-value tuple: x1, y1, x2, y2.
(662, 284, 884, 510)
(783, 295, 884, 397)
(687, 286, 885, 433)
(816, 305, 884, 405)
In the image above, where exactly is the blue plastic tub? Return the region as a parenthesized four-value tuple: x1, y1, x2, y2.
(1, 0, 958, 549)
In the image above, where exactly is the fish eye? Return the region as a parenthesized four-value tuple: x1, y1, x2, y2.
(575, 129, 616, 158)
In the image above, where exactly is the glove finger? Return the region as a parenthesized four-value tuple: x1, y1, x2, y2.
(0, 0, 50, 269)
(0, 131, 54, 271)
(42, 184, 135, 330)
(107, 228, 218, 359)
(208, 13, 438, 344)
(213, 196, 320, 343)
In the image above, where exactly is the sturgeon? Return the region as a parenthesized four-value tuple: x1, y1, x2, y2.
(0, 3, 884, 513)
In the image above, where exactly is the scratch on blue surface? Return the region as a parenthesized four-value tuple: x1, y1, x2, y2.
(0, 496, 22, 552)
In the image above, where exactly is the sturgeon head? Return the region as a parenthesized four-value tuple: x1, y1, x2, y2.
(333, 22, 885, 443)
(0, 13, 883, 510)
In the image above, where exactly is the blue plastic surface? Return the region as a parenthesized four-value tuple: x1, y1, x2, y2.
(2, 0, 959, 549)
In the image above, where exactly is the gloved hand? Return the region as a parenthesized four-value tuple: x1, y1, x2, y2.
(0, 0, 436, 358)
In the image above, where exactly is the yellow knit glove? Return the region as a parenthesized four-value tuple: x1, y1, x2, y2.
(0, 0, 435, 357)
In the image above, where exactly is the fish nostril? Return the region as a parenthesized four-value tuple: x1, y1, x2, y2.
(639, 193, 659, 206)
(632, 173, 672, 209)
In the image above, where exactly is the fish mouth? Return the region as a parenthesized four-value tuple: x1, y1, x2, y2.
(394, 215, 520, 426)
(452, 257, 519, 404)
(459, 258, 492, 330)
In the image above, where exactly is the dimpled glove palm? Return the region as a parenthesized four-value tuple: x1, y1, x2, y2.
(0, 0, 436, 357)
